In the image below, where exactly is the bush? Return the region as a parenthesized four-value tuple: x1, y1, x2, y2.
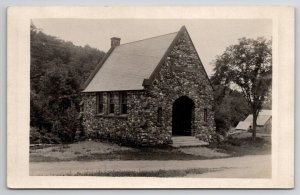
(30, 127, 62, 144)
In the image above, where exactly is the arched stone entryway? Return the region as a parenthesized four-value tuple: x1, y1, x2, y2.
(172, 96, 195, 136)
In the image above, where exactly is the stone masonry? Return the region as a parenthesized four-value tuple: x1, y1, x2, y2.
(82, 29, 215, 147)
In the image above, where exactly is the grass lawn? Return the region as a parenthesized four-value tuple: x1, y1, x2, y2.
(30, 141, 229, 162)
(30, 132, 271, 162)
(67, 168, 225, 177)
(210, 136, 271, 156)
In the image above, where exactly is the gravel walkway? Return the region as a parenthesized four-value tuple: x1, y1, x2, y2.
(30, 154, 271, 178)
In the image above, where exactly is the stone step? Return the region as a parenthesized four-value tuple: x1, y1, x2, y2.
(173, 141, 201, 144)
(172, 140, 199, 142)
(172, 136, 200, 140)
(171, 136, 209, 147)
(172, 138, 200, 141)
(172, 140, 208, 144)
(172, 142, 208, 148)
(172, 139, 202, 143)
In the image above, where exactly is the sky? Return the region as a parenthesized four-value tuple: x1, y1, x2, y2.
(33, 19, 272, 76)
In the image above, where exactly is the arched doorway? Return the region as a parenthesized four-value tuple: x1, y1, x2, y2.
(172, 96, 195, 136)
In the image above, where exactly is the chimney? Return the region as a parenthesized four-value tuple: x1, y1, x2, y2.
(111, 37, 121, 48)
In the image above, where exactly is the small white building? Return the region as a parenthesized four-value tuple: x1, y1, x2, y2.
(235, 110, 272, 134)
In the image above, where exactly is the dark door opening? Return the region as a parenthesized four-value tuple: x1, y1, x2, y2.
(172, 96, 194, 136)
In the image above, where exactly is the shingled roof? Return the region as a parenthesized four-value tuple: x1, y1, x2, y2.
(244, 110, 272, 126)
(82, 26, 209, 92)
(235, 110, 272, 130)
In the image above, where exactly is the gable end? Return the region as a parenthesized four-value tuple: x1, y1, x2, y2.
(143, 26, 214, 90)
(142, 26, 185, 87)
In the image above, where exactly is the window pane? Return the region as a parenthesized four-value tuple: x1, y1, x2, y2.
(110, 104, 114, 114)
(99, 94, 103, 103)
(157, 107, 162, 125)
(97, 93, 103, 113)
(98, 104, 103, 113)
(204, 108, 208, 122)
(109, 93, 114, 103)
(120, 92, 127, 114)
(108, 93, 114, 114)
(122, 93, 127, 103)
(122, 104, 127, 114)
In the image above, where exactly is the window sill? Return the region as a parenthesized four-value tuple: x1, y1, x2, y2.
(96, 113, 128, 119)
(96, 112, 105, 116)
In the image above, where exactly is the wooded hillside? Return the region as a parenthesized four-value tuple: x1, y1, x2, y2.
(30, 24, 105, 144)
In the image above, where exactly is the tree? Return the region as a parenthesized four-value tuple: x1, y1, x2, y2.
(213, 85, 251, 132)
(211, 37, 272, 140)
(30, 22, 105, 143)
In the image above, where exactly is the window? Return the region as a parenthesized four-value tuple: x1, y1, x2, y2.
(204, 108, 208, 122)
(120, 92, 128, 115)
(108, 93, 114, 114)
(97, 93, 104, 113)
(157, 107, 162, 125)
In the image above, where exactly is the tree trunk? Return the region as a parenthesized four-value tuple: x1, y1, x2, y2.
(252, 113, 257, 141)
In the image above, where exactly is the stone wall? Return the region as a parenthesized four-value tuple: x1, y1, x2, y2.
(82, 90, 172, 146)
(145, 30, 215, 142)
(82, 29, 215, 146)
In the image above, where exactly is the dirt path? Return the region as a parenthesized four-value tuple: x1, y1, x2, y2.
(30, 154, 271, 178)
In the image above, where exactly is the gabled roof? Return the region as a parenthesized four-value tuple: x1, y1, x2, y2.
(235, 121, 251, 130)
(82, 31, 178, 92)
(82, 26, 212, 92)
(235, 110, 272, 129)
(244, 110, 272, 126)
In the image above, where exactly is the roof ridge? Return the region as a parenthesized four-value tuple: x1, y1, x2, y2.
(119, 31, 179, 46)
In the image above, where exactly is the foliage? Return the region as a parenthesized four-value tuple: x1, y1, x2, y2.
(211, 37, 272, 139)
(30, 127, 61, 144)
(30, 23, 105, 143)
(213, 85, 251, 132)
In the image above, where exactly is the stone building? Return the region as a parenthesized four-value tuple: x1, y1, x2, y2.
(81, 26, 215, 146)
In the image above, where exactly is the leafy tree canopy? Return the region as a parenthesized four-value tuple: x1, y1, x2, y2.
(213, 85, 251, 133)
(211, 37, 272, 139)
(30, 23, 105, 143)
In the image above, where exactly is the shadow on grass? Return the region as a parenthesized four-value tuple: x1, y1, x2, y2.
(67, 168, 225, 177)
(30, 148, 226, 162)
(75, 149, 213, 161)
(208, 137, 271, 156)
(30, 155, 61, 162)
